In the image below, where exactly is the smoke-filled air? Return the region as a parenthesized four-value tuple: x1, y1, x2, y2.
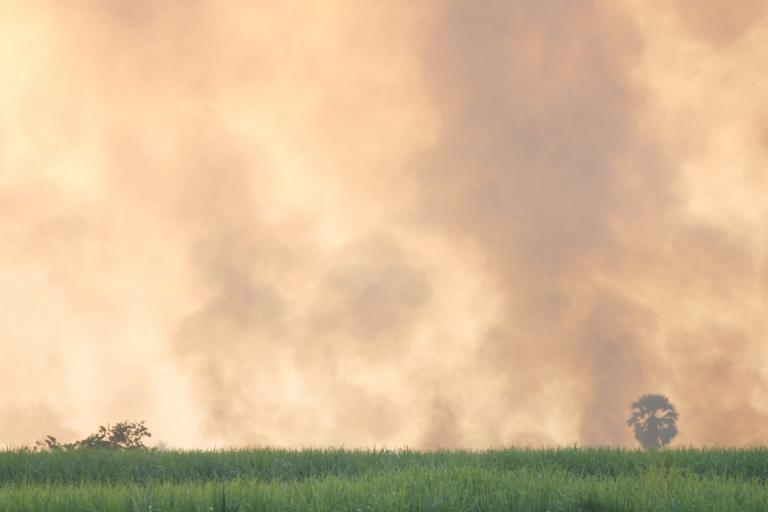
(1, 0, 767, 449)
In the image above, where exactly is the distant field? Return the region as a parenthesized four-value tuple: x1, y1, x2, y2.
(0, 447, 767, 511)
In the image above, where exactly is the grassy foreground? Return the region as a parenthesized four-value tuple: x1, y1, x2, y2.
(0, 447, 766, 511)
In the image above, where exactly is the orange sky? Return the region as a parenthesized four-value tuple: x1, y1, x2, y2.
(1, 0, 766, 448)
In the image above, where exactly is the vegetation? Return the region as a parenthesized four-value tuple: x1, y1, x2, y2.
(0, 447, 767, 511)
(628, 394, 679, 450)
(35, 421, 152, 452)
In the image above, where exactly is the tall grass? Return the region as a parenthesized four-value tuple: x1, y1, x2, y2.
(1, 446, 767, 485)
(0, 447, 766, 511)
(1, 466, 767, 511)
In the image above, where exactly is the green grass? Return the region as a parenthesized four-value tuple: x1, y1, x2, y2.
(0, 447, 766, 511)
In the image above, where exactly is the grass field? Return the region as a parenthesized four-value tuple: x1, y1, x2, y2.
(0, 447, 767, 511)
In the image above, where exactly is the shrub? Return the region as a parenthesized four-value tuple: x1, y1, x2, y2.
(36, 421, 152, 451)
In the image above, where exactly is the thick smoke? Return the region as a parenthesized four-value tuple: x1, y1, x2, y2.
(674, 0, 766, 47)
(416, 0, 667, 445)
(1, 0, 767, 448)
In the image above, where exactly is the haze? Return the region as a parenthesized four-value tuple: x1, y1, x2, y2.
(1, 0, 767, 449)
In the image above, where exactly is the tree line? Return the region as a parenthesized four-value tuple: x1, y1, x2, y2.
(29, 394, 678, 451)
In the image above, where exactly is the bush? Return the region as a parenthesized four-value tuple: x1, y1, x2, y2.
(36, 421, 152, 451)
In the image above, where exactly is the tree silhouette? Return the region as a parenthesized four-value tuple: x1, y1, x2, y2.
(36, 421, 151, 451)
(627, 394, 678, 450)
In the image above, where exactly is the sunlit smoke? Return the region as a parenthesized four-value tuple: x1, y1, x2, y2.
(1, 0, 766, 448)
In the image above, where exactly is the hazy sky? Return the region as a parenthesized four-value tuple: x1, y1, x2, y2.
(1, 0, 766, 448)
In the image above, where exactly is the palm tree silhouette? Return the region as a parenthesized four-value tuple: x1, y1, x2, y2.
(627, 394, 678, 450)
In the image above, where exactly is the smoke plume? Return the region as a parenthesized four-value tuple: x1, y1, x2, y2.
(1, 0, 767, 448)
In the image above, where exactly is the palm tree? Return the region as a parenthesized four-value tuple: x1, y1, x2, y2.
(627, 394, 678, 450)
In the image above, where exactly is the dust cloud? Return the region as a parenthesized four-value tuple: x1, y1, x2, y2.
(1, 1, 766, 448)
